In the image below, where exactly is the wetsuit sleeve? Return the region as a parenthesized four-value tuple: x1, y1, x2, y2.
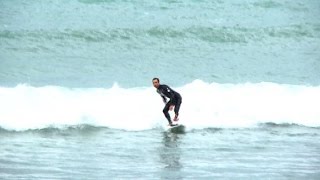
(157, 87, 167, 103)
(161, 95, 167, 103)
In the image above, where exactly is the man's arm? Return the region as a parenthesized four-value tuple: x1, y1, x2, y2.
(161, 95, 167, 104)
(157, 87, 167, 103)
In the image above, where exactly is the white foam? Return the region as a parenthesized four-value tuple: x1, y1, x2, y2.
(0, 80, 319, 131)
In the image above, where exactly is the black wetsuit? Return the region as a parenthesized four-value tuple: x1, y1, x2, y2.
(156, 84, 182, 124)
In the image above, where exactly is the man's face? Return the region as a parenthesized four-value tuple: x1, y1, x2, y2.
(152, 79, 160, 88)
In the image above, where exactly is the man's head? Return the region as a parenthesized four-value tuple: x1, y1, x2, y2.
(152, 77, 160, 88)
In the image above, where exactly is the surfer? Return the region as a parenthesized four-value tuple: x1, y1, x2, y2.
(152, 78, 182, 126)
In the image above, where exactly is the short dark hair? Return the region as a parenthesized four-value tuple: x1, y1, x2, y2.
(152, 77, 160, 82)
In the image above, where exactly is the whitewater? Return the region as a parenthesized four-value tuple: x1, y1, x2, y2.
(1, 80, 319, 131)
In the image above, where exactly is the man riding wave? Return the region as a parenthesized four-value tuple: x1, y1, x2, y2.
(152, 78, 182, 126)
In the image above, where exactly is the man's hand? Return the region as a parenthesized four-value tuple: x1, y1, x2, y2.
(169, 105, 174, 111)
(173, 114, 179, 121)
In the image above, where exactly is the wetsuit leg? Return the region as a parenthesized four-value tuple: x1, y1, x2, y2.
(174, 96, 182, 116)
(163, 102, 172, 124)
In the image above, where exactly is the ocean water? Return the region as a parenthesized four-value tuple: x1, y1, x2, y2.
(1, 0, 320, 179)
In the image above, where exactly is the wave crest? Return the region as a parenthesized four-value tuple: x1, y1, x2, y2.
(0, 80, 319, 131)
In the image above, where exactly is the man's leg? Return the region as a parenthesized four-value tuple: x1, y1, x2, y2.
(163, 102, 172, 124)
(173, 97, 182, 121)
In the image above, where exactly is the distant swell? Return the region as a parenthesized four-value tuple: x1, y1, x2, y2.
(1, 24, 319, 45)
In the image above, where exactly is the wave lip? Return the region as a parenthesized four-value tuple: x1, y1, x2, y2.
(0, 80, 319, 131)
